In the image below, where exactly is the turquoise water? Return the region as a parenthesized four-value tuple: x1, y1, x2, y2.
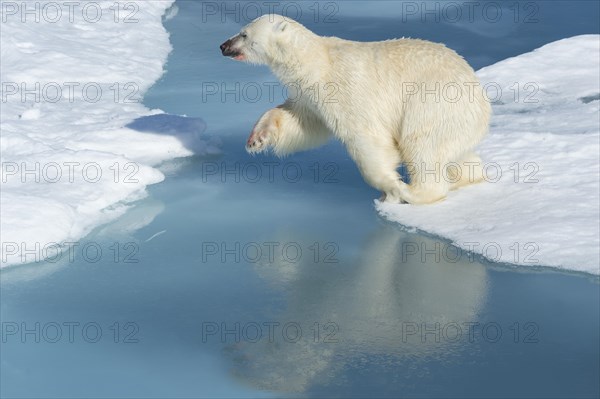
(1, 1, 599, 397)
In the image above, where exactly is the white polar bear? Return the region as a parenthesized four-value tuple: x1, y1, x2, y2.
(220, 15, 491, 204)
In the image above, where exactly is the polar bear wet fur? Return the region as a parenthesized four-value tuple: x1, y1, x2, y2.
(220, 14, 491, 204)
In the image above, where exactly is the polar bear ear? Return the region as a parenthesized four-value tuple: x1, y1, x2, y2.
(273, 19, 288, 33)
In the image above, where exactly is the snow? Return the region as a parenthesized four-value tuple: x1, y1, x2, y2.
(377, 35, 600, 275)
(0, 1, 216, 268)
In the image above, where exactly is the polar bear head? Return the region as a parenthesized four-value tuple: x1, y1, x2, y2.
(220, 14, 299, 65)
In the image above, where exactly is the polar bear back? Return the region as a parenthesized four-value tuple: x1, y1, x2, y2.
(317, 37, 491, 156)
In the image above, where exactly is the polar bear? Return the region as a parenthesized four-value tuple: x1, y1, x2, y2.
(220, 15, 491, 204)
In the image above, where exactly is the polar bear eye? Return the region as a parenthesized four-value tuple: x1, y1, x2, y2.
(240, 32, 247, 39)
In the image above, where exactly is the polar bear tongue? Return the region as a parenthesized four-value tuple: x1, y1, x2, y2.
(233, 54, 246, 61)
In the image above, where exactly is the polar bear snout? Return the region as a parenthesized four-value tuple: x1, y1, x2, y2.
(220, 37, 245, 60)
(219, 39, 235, 56)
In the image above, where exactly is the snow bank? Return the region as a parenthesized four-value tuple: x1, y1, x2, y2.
(377, 35, 600, 275)
(0, 1, 211, 268)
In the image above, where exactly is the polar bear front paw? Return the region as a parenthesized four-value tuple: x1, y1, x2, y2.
(246, 108, 282, 154)
(246, 127, 272, 153)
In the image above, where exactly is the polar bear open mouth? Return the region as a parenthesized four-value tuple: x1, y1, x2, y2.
(223, 49, 244, 60)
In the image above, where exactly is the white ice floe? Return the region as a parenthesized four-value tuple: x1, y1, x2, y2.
(377, 35, 600, 275)
(0, 1, 215, 268)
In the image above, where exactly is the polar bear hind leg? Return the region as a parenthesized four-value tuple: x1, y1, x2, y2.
(345, 134, 412, 203)
(399, 138, 452, 205)
(400, 150, 485, 203)
(447, 152, 485, 191)
(403, 166, 451, 205)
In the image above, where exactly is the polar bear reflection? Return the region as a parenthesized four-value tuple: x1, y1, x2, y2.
(229, 226, 488, 392)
